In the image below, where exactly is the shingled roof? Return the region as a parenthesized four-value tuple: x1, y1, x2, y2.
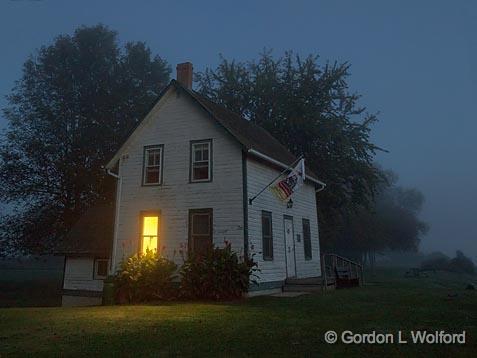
(56, 205, 114, 257)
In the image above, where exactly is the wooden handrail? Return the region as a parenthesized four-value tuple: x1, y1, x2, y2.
(321, 253, 364, 288)
(322, 253, 363, 269)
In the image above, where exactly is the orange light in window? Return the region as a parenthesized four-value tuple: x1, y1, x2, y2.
(142, 216, 158, 253)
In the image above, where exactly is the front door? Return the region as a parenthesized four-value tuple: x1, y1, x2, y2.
(284, 216, 296, 277)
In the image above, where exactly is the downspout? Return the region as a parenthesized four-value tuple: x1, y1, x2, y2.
(107, 169, 119, 179)
(105, 163, 121, 274)
(242, 150, 249, 258)
(315, 183, 326, 193)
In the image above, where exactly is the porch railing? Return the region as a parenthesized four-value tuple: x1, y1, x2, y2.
(321, 253, 364, 288)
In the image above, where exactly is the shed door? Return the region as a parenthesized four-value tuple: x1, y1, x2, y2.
(284, 216, 296, 277)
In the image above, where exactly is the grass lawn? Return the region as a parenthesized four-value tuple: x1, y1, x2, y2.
(0, 268, 476, 357)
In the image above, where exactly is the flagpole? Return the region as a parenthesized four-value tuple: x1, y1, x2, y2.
(248, 155, 303, 205)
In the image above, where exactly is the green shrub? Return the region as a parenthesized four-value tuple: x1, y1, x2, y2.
(114, 250, 178, 303)
(179, 243, 258, 300)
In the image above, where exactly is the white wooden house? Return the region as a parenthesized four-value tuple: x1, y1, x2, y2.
(59, 63, 326, 305)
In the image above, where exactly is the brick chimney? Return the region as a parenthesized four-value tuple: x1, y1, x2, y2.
(176, 62, 193, 89)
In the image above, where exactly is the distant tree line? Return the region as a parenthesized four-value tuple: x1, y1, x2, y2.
(0, 25, 428, 259)
(421, 251, 475, 275)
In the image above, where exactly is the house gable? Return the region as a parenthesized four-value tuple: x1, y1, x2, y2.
(106, 80, 325, 187)
(111, 85, 245, 267)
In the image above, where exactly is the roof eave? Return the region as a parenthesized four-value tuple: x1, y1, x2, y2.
(105, 82, 175, 169)
(247, 148, 326, 187)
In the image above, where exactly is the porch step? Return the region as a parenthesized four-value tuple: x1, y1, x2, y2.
(283, 284, 322, 293)
(285, 277, 323, 285)
(282, 277, 324, 293)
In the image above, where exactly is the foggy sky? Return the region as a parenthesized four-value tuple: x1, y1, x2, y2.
(1, 0, 476, 259)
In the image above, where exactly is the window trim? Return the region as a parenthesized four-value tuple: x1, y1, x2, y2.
(188, 208, 213, 254)
(261, 210, 274, 261)
(302, 218, 312, 260)
(139, 210, 160, 254)
(189, 139, 213, 183)
(142, 144, 164, 186)
(93, 258, 109, 280)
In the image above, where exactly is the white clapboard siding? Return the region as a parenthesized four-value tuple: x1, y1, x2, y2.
(247, 158, 321, 283)
(113, 88, 244, 270)
(63, 257, 104, 292)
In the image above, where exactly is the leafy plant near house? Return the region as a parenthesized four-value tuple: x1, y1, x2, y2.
(179, 242, 258, 300)
(113, 250, 178, 303)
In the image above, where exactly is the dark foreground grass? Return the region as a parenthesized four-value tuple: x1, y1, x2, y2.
(0, 268, 476, 357)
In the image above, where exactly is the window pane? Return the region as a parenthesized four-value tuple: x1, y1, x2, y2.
(143, 216, 158, 236)
(192, 214, 210, 235)
(303, 219, 312, 260)
(268, 238, 273, 257)
(193, 165, 209, 180)
(262, 216, 271, 237)
(142, 236, 157, 253)
(193, 236, 212, 256)
(194, 149, 202, 162)
(146, 168, 160, 183)
(261, 212, 273, 259)
(148, 149, 161, 166)
(96, 260, 108, 277)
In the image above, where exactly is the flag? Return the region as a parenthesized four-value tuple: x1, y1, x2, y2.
(270, 159, 306, 201)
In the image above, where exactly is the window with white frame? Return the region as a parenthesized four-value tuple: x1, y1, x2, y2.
(143, 145, 163, 185)
(190, 140, 212, 182)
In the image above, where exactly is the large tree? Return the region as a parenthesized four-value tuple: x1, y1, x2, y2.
(0, 25, 170, 255)
(196, 51, 385, 250)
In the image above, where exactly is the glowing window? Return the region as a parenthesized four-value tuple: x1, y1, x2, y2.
(142, 215, 159, 253)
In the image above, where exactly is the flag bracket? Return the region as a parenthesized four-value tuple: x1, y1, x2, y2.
(248, 155, 303, 206)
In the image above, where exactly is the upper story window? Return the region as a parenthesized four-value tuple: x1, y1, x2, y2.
(143, 145, 163, 185)
(190, 139, 212, 182)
